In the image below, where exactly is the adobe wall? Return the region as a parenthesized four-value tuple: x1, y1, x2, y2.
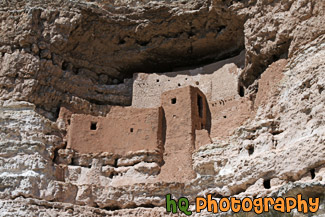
(206, 59, 287, 139)
(195, 129, 212, 150)
(67, 106, 163, 155)
(207, 60, 287, 139)
(57, 105, 92, 147)
(57, 106, 74, 130)
(132, 51, 244, 108)
(157, 86, 208, 182)
(209, 97, 253, 139)
(254, 59, 287, 109)
(190, 87, 209, 133)
(131, 50, 252, 141)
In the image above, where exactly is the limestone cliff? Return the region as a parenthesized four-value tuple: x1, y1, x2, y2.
(0, 0, 324, 216)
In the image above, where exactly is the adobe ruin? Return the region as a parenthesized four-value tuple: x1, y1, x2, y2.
(132, 50, 252, 139)
(66, 85, 210, 182)
(157, 86, 209, 182)
(67, 106, 164, 155)
(59, 51, 256, 182)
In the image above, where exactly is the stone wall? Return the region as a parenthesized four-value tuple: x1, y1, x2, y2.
(131, 51, 250, 140)
(1, 0, 325, 216)
(66, 85, 210, 183)
(67, 106, 164, 155)
(157, 86, 208, 182)
(132, 51, 244, 108)
(209, 97, 253, 139)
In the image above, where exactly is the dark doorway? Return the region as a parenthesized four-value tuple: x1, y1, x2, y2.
(90, 122, 97, 130)
(239, 85, 245, 97)
(197, 94, 203, 118)
(263, 179, 271, 189)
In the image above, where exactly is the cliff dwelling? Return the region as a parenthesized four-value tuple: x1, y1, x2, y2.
(2, 0, 324, 215)
(65, 85, 209, 182)
(59, 50, 254, 183)
(47, 46, 288, 198)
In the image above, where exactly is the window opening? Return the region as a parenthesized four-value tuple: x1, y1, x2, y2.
(197, 94, 203, 118)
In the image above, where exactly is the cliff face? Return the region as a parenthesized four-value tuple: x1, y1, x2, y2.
(0, 0, 325, 216)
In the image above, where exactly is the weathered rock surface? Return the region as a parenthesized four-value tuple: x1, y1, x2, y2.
(0, 0, 325, 216)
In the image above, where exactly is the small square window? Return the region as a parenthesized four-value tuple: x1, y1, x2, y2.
(248, 146, 254, 155)
(130, 128, 133, 133)
(171, 98, 176, 104)
(263, 179, 271, 189)
(90, 122, 97, 130)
